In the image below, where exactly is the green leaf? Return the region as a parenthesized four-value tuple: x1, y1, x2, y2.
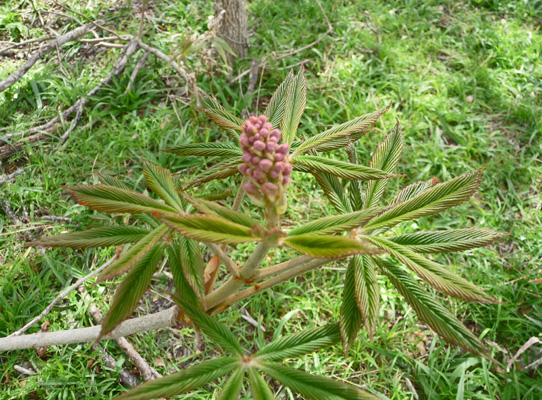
(163, 142, 242, 158)
(184, 157, 242, 189)
(340, 259, 363, 353)
(66, 185, 178, 214)
(351, 255, 380, 339)
(346, 143, 363, 211)
(201, 95, 244, 137)
(162, 214, 258, 244)
(312, 172, 352, 214)
(179, 236, 205, 299)
(281, 68, 307, 145)
(217, 368, 245, 400)
(265, 69, 294, 128)
(30, 226, 150, 248)
(388, 228, 507, 253)
(100, 244, 164, 338)
(172, 294, 244, 355)
(367, 236, 497, 303)
(115, 357, 239, 400)
(363, 169, 484, 232)
(291, 105, 390, 157)
(259, 362, 381, 400)
(389, 179, 435, 205)
(167, 242, 202, 306)
(287, 208, 381, 236)
(99, 174, 131, 190)
(184, 195, 259, 228)
(97, 224, 169, 282)
(143, 161, 183, 211)
(255, 323, 340, 362)
(198, 187, 234, 201)
(375, 257, 489, 357)
(295, 155, 398, 181)
(283, 235, 382, 258)
(363, 120, 403, 209)
(248, 368, 275, 400)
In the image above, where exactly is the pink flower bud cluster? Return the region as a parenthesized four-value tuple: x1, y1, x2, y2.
(238, 115, 292, 209)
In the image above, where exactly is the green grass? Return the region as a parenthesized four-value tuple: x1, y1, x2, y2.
(1, 0, 541, 399)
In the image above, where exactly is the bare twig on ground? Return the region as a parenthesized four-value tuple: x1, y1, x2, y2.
(80, 287, 161, 381)
(125, 50, 150, 93)
(92, 342, 139, 387)
(137, 40, 190, 84)
(0, 36, 54, 56)
(14, 365, 37, 376)
(56, 101, 84, 149)
(9, 256, 117, 337)
(0, 306, 178, 351)
(0, 23, 95, 93)
(0, 39, 138, 160)
(0, 168, 24, 185)
(507, 337, 541, 372)
(40, 215, 80, 226)
(1, 200, 21, 225)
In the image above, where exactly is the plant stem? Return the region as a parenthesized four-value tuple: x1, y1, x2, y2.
(211, 258, 331, 314)
(206, 242, 239, 277)
(254, 255, 312, 280)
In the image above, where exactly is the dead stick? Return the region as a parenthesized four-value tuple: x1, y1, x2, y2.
(0, 306, 178, 351)
(9, 256, 117, 337)
(81, 288, 161, 381)
(0, 168, 24, 185)
(125, 50, 150, 93)
(0, 23, 95, 93)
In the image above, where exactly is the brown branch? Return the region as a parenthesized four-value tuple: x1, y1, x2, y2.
(0, 168, 24, 185)
(80, 288, 161, 381)
(0, 23, 95, 93)
(125, 50, 150, 93)
(0, 306, 178, 351)
(8, 257, 117, 337)
(0, 36, 54, 56)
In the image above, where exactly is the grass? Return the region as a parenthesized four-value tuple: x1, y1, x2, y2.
(1, 0, 541, 399)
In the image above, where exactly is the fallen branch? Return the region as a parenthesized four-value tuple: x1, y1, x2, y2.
(125, 50, 150, 93)
(0, 23, 96, 93)
(9, 256, 117, 337)
(0, 36, 54, 56)
(0, 168, 24, 185)
(0, 39, 138, 160)
(0, 306, 178, 351)
(80, 287, 161, 381)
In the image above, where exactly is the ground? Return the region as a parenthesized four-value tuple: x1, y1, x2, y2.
(0, 0, 541, 399)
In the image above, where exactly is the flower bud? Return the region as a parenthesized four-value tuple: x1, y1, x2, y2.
(242, 153, 252, 163)
(277, 143, 290, 154)
(244, 182, 259, 195)
(275, 153, 284, 161)
(254, 140, 266, 151)
(259, 159, 273, 171)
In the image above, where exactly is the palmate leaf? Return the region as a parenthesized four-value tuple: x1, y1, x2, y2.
(259, 362, 380, 400)
(376, 257, 489, 357)
(162, 214, 258, 244)
(201, 95, 244, 137)
(183, 195, 259, 228)
(248, 368, 275, 400)
(100, 244, 164, 339)
(294, 155, 398, 181)
(363, 120, 403, 209)
(179, 236, 205, 299)
(30, 226, 149, 248)
(339, 259, 363, 353)
(291, 104, 391, 157)
(363, 169, 483, 233)
(172, 294, 244, 355)
(367, 236, 497, 303)
(143, 161, 183, 211)
(184, 157, 242, 189)
(281, 68, 307, 145)
(167, 242, 202, 306)
(388, 228, 507, 253)
(283, 235, 382, 258)
(97, 224, 169, 282)
(352, 255, 380, 339)
(287, 207, 381, 236)
(163, 142, 242, 158)
(255, 324, 340, 362)
(313, 172, 352, 214)
(115, 357, 239, 400)
(66, 185, 178, 214)
(217, 368, 245, 400)
(265, 69, 294, 128)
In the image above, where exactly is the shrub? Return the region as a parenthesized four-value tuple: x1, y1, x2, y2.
(33, 69, 505, 399)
